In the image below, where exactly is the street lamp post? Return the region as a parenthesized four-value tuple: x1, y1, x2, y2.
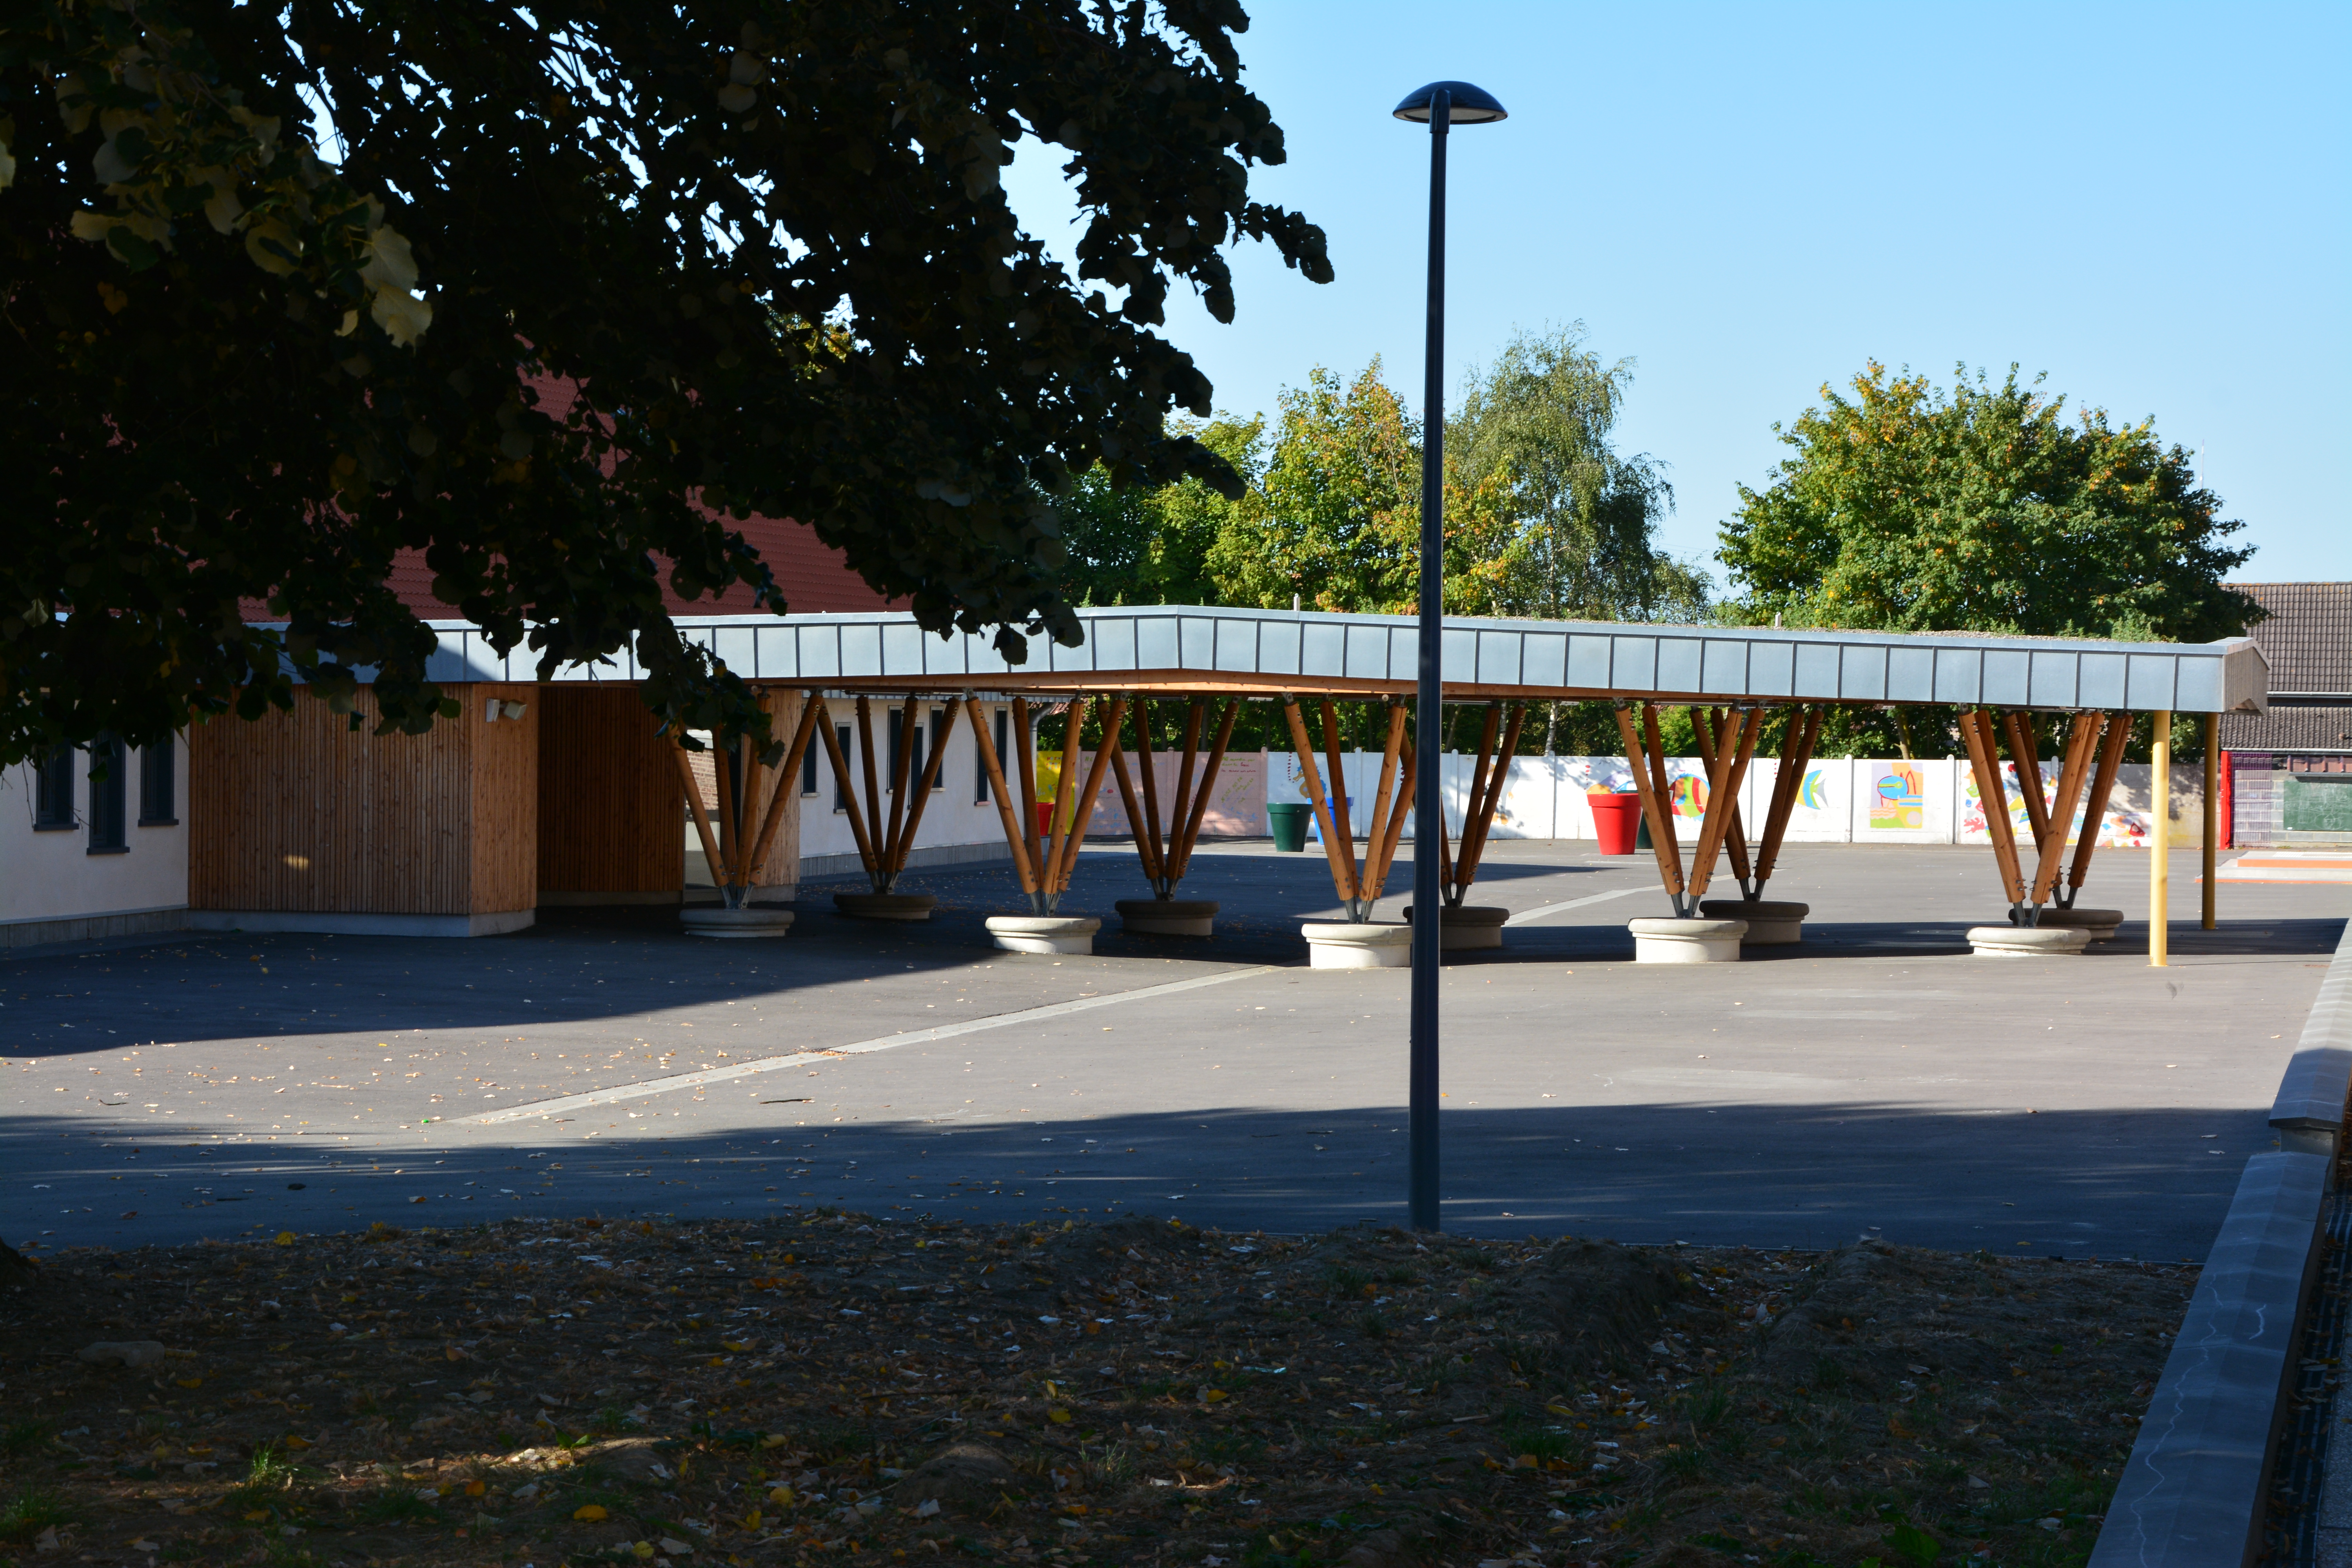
(1392, 81, 1506, 1233)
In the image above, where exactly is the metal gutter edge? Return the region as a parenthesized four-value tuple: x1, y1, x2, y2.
(2089, 914, 2352, 1567)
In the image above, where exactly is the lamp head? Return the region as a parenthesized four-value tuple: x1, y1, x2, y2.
(1392, 81, 1507, 124)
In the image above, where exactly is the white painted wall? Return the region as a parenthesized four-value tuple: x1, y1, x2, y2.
(0, 736, 189, 930)
(796, 703, 1024, 867)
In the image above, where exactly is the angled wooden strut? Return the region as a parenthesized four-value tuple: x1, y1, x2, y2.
(1684, 706, 1762, 903)
(807, 694, 949, 894)
(1613, 702, 1689, 916)
(1450, 702, 1527, 906)
(1107, 695, 1243, 900)
(2059, 711, 2130, 909)
(1746, 705, 1823, 899)
(1956, 708, 2028, 917)
(1358, 702, 1411, 903)
(965, 695, 1038, 901)
(2000, 711, 2053, 851)
(2027, 711, 2105, 908)
(671, 693, 825, 909)
(1281, 694, 1363, 918)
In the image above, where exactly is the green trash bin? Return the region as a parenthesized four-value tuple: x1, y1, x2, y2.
(1635, 810, 1653, 851)
(1267, 801, 1313, 853)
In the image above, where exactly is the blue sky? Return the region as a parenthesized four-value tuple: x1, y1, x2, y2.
(1002, 1, 2352, 593)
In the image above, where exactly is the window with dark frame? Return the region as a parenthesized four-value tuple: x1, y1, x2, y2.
(833, 726, 853, 812)
(139, 738, 177, 826)
(801, 733, 819, 797)
(931, 707, 948, 791)
(33, 744, 74, 829)
(980, 708, 1008, 803)
(86, 735, 127, 853)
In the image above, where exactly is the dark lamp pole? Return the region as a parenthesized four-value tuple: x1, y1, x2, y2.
(1392, 79, 1505, 1234)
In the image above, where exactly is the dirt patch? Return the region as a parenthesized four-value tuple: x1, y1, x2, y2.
(0, 1212, 2190, 1566)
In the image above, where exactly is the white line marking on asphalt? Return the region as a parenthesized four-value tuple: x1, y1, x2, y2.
(457, 964, 1281, 1126)
(1504, 886, 1653, 926)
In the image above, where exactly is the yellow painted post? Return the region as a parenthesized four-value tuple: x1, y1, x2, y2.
(2203, 714, 2219, 931)
(2149, 712, 2171, 967)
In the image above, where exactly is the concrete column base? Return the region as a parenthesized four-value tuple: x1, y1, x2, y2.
(1401, 905, 1510, 951)
(2036, 907, 2123, 941)
(834, 892, 939, 922)
(985, 915, 1100, 955)
(1699, 899, 1810, 944)
(1629, 917, 1747, 963)
(1115, 898, 1219, 937)
(679, 907, 797, 939)
(1302, 922, 1412, 969)
(1968, 924, 2091, 957)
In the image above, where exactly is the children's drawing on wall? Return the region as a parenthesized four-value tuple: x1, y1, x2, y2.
(1867, 762, 1924, 831)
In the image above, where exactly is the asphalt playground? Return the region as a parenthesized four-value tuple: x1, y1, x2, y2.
(5, 839, 2344, 1263)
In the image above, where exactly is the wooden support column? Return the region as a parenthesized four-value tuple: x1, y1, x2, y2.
(2060, 713, 2130, 909)
(1041, 697, 1086, 898)
(1691, 707, 1755, 895)
(1359, 704, 1410, 903)
(2000, 712, 2053, 851)
(1166, 700, 1207, 878)
(1106, 741, 1163, 893)
(2027, 713, 2105, 912)
(1613, 702, 1689, 916)
(814, 710, 881, 882)
(741, 694, 826, 890)
(1373, 726, 1419, 907)
(1133, 698, 1168, 887)
(1011, 697, 1044, 884)
(1750, 706, 1822, 898)
(965, 696, 1039, 904)
(1282, 695, 1363, 918)
(1319, 699, 1359, 860)
(1685, 707, 1761, 903)
(877, 694, 918, 882)
(853, 697, 886, 868)
(881, 701, 953, 892)
(671, 743, 731, 907)
(1049, 695, 1126, 900)
(1168, 699, 1241, 888)
(1452, 703, 1526, 904)
(1957, 709, 2028, 916)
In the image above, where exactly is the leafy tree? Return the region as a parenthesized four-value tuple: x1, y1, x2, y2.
(0, 0, 1331, 765)
(1717, 362, 2259, 644)
(1205, 359, 1504, 616)
(1450, 325, 1707, 626)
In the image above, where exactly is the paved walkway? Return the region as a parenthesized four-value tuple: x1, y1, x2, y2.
(5, 843, 2343, 1265)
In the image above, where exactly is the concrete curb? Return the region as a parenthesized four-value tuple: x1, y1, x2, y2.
(2272, 916, 2352, 1154)
(2090, 913, 2352, 1568)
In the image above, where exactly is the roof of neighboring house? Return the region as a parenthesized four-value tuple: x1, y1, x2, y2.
(2229, 582, 2352, 695)
(375, 512, 892, 620)
(2220, 704, 2352, 752)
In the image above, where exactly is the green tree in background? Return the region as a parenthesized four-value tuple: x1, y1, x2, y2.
(1060, 415, 1263, 608)
(1450, 325, 1708, 626)
(1716, 362, 2260, 760)
(1205, 359, 1506, 616)
(1717, 362, 2259, 644)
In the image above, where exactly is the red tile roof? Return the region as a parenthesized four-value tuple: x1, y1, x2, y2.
(266, 370, 893, 622)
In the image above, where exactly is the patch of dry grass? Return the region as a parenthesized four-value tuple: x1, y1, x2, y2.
(0, 1211, 2191, 1567)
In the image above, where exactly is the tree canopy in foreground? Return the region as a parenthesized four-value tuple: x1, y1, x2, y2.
(0, 0, 1330, 764)
(1716, 362, 2259, 646)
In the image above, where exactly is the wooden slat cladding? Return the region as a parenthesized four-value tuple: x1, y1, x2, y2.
(535, 685, 683, 895)
(471, 686, 539, 912)
(191, 685, 538, 915)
